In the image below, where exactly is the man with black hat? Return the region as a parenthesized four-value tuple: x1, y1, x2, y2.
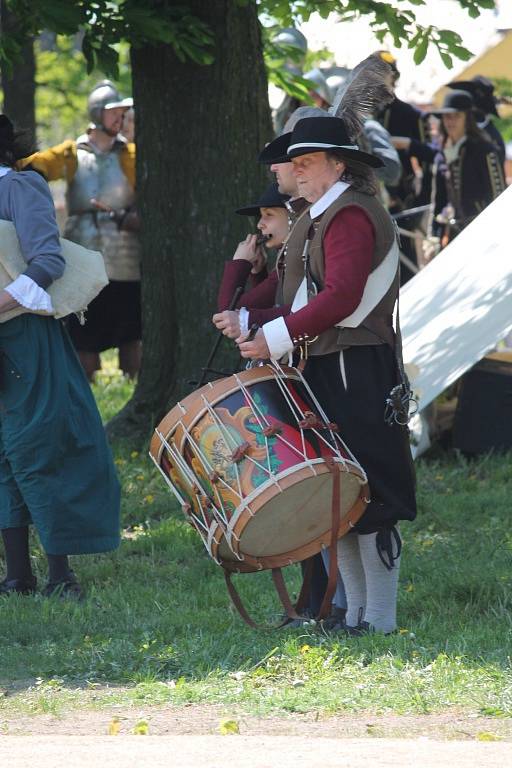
(236, 112, 417, 635)
(447, 75, 506, 166)
(20, 80, 141, 381)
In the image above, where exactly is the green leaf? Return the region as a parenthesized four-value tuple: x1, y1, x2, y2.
(413, 36, 428, 65)
(439, 50, 453, 68)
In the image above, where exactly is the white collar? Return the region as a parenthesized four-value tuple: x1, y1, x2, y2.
(309, 180, 350, 219)
(444, 135, 467, 164)
(0, 166, 12, 178)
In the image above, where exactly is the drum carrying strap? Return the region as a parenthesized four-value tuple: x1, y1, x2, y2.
(223, 459, 342, 629)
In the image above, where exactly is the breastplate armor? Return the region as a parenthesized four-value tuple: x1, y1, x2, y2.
(64, 142, 140, 281)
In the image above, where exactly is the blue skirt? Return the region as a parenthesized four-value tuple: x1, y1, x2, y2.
(0, 314, 120, 554)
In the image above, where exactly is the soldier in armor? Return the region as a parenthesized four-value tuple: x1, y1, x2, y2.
(303, 68, 332, 110)
(272, 27, 308, 135)
(20, 80, 141, 381)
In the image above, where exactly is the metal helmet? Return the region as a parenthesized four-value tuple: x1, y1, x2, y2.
(303, 68, 333, 106)
(273, 27, 307, 68)
(88, 80, 132, 129)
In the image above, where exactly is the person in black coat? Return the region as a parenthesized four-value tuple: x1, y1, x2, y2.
(447, 75, 506, 167)
(393, 90, 505, 245)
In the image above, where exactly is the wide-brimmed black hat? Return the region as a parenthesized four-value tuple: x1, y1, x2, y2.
(431, 90, 474, 115)
(235, 183, 290, 216)
(258, 108, 333, 165)
(447, 76, 498, 116)
(258, 133, 291, 165)
(284, 116, 384, 167)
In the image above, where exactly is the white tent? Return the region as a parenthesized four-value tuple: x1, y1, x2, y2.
(400, 185, 512, 454)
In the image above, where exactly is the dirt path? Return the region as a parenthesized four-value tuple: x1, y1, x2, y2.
(1, 704, 511, 741)
(1, 733, 511, 768)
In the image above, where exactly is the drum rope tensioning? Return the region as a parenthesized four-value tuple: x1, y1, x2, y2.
(149, 361, 369, 628)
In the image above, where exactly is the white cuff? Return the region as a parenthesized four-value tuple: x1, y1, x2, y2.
(5, 274, 54, 313)
(239, 307, 249, 336)
(262, 316, 294, 360)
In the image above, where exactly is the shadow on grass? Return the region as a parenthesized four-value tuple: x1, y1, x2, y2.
(1, 380, 511, 715)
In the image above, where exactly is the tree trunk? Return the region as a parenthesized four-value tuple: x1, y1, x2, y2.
(0, 6, 36, 139)
(108, 0, 271, 443)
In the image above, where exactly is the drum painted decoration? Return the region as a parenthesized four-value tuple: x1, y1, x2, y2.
(150, 363, 369, 573)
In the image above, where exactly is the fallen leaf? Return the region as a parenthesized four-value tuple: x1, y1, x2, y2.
(219, 718, 240, 735)
(476, 732, 501, 742)
(108, 718, 120, 736)
(133, 720, 149, 735)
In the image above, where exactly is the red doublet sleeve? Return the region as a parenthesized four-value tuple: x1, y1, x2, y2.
(284, 206, 375, 342)
(217, 260, 279, 312)
(249, 304, 292, 326)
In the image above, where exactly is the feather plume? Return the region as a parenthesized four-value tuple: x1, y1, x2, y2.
(328, 54, 394, 142)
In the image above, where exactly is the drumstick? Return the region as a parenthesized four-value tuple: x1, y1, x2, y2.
(195, 286, 243, 389)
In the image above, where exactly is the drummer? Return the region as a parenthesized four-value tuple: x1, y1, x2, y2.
(216, 111, 347, 622)
(235, 115, 417, 635)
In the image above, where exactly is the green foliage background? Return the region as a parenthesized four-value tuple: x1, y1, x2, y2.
(35, 35, 131, 145)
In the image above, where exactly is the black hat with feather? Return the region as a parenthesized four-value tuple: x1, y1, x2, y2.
(283, 53, 394, 167)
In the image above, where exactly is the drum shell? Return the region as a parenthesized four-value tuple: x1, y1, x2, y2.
(150, 366, 368, 571)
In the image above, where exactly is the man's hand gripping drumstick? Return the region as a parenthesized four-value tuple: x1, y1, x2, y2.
(237, 327, 270, 360)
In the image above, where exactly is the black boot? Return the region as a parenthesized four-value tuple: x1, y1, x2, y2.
(43, 555, 84, 600)
(0, 575, 37, 596)
(42, 570, 83, 600)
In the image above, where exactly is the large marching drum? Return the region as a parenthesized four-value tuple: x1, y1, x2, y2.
(150, 362, 369, 623)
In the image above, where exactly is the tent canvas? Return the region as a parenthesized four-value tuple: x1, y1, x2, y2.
(400, 184, 512, 412)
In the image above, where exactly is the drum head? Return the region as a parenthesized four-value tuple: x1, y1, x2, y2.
(231, 461, 365, 562)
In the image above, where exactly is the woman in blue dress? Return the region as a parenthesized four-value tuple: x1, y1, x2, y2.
(0, 114, 120, 598)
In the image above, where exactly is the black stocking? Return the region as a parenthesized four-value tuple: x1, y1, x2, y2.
(1, 526, 33, 581)
(46, 554, 73, 583)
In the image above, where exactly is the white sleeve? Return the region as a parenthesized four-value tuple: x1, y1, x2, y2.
(4, 274, 54, 313)
(239, 307, 249, 336)
(262, 316, 294, 360)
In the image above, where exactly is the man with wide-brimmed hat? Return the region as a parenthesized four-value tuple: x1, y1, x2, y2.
(237, 113, 417, 635)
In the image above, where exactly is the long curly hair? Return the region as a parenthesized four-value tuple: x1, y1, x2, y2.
(326, 149, 379, 196)
(0, 115, 36, 167)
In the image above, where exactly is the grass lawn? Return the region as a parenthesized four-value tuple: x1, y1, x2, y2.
(0, 354, 511, 727)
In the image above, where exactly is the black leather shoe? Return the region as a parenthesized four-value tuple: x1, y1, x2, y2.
(320, 606, 347, 631)
(42, 572, 84, 600)
(282, 609, 317, 628)
(0, 576, 37, 596)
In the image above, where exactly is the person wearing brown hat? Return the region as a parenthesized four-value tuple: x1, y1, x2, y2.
(236, 112, 417, 635)
(394, 89, 505, 244)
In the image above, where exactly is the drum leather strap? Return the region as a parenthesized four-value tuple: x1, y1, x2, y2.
(316, 457, 341, 619)
(223, 458, 342, 629)
(223, 569, 303, 630)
